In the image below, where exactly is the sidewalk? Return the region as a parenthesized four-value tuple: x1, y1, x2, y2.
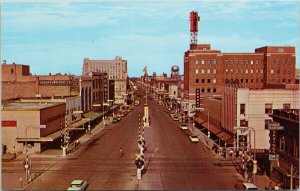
(185, 122, 273, 190)
(15, 116, 112, 159)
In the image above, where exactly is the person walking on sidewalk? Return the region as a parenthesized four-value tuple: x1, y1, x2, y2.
(119, 147, 124, 157)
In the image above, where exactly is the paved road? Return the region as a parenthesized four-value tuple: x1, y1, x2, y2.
(19, 96, 242, 190)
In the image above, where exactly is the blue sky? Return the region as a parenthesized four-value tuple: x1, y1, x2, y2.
(1, 1, 299, 77)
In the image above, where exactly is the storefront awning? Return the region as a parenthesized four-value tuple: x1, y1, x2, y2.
(194, 116, 206, 124)
(69, 119, 88, 129)
(201, 122, 222, 135)
(216, 131, 233, 143)
(83, 111, 100, 121)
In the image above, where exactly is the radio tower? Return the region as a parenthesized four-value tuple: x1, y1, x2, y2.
(190, 11, 200, 50)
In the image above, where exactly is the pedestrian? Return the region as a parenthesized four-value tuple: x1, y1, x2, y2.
(119, 147, 124, 157)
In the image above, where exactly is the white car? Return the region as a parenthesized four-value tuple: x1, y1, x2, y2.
(189, 135, 199, 143)
(234, 182, 258, 190)
(172, 115, 179, 121)
(180, 124, 188, 130)
(67, 180, 88, 191)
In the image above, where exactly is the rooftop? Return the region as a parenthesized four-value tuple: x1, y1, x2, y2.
(2, 101, 63, 111)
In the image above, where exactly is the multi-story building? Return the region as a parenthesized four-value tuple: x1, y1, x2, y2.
(2, 101, 66, 153)
(83, 56, 128, 104)
(2, 63, 80, 100)
(269, 109, 299, 189)
(183, 44, 296, 115)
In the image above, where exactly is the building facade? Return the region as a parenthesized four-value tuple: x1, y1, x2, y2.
(222, 86, 299, 151)
(2, 101, 66, 153)
(82, 56, 128, 104)
(183, 44, 296, 115)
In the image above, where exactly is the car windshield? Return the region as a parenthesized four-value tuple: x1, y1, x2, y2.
(191, 136, 197, 138)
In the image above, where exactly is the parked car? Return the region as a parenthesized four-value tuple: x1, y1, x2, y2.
(112, 117, 119, 123)
(172, 115, 179, 121)
(180, 124, 188, 130)
(234, 182, 258, 190)
(189, 135, 199, 143)
(67, 180, 88, 191)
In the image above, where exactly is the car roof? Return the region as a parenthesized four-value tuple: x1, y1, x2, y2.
(243, 183, 257, 189)
(71, 180, 83, 185)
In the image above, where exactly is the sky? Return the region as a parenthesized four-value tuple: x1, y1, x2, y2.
(1, 1, 300, 77)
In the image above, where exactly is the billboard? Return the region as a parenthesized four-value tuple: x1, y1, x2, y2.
(190, 11, 200, 32)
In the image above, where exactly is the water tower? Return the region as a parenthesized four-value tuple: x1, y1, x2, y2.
(171, 65, 179, 79)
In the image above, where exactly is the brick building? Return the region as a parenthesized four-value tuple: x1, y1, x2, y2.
(82, 56, 128, 104)
(183, 44, 296, 115)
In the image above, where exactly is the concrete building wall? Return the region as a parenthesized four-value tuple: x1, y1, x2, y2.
(236, 88, 300, 150)
(2, 110, 40, 153)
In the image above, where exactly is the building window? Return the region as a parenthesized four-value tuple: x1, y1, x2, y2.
(251, 60, 253, 65)
(207, 69, 210, 74)
(271, 79, 274, 83)
(245, 60, 248, 65)
(256, 69, 258, 73)
(283, 103, 291, 109)
(201, 88, 205, 93)
(271, 69, 274, 74)
(288, 79, 291, 83)
(195, 79, 199, 83)
(213, 78, 216, 83)
(201, 59, 205, 64)
(256, 60, 259, 64)
(265, 119, 272, 129)
(225, 69, 229, 73)
(282, 79, 285, 83)
(207, 60, 211, 64)
(236, 69, 239, 74)
(196, 60, 199, 65)
(207, 79, 211, 83)
(246, 69, 248, 74)
(213, 60, 217, 64)
(213, 88, 217, 93)
(251, 79, 253, 83)
(207, 88, 211, 93)
(213, 69, 217, 74)
(201, 69, 205, 74)
(288, 69, 291, 75)
(256, 79, 259, 83)
(241, 79, 244, 83)
(282, 69, 286, 74)
(240, 120, 248, 127)
(261, 69, 263, 74)
(202, 79, 205, 83)
(251, 69, 253, 74)
(277, 70, 280, 74)
(230, 69, 233, 73)
(235, 59, 238, 64)
(240, 104, 245, 114)
(230, 60, 234, 64)
(272, 59, 275, 64)
(265, 103, 272, 114)
(240, 60, 243, 64)
(196, 69, 199, 74)
(246, 79, 248, 83)
(240, 69, 243, 74)
(11, 69, 14, 74)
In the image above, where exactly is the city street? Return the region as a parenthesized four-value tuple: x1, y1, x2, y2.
(9, 95, 242, 190)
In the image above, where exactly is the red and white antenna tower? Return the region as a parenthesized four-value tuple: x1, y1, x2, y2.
(190, 11, 200, 50)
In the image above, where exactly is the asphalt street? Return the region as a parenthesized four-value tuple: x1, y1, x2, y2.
(7, 96, 242, 190)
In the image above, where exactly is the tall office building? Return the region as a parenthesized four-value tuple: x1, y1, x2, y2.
(83, 56, 128, 104)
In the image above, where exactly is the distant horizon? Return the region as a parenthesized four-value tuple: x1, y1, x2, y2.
(2, 1, 299, 77)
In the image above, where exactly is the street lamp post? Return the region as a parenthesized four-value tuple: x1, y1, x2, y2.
(234, 126, 257, 184)
(24, 125, 45, 183)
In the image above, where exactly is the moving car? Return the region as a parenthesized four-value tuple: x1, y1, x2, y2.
(189, 135, 199, 143)
(234, 182, 258, 190)
(180, 124, 188, 130)
(67, 180, 88, 191)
